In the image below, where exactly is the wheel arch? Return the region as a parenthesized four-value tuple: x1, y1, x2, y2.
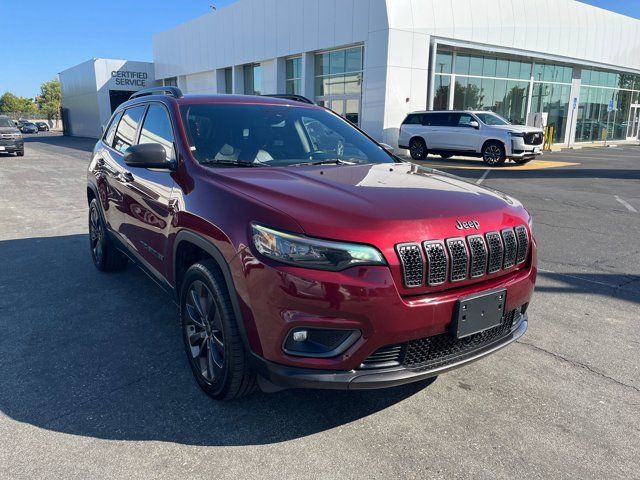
(173, 230, 255, 354)
(481, 138, 507, 154)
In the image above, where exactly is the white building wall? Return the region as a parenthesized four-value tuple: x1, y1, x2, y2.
(153, 0, 640, 145)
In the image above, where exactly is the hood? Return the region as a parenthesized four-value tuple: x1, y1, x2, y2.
(210, 163, 528, 246)
(489, 124, 543, 134)
(0, 126, 21, 134)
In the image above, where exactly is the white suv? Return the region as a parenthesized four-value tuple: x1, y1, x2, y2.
(398, 110, 544, 166)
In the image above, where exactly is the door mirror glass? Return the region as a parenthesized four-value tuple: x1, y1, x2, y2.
(124, 143, 174, 169)
(469, 120, 480, 129)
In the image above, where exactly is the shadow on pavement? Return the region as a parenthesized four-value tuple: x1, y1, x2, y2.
(536, 270, 640, 305)
(23, 133, 96, 153)
(0, 234, 430, 446)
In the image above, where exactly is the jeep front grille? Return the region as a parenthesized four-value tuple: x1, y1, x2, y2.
(396, 226, 529, 289)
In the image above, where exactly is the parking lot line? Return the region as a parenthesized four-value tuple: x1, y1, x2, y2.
(475, 169, 490, 185)
(614, 195, 638, 213)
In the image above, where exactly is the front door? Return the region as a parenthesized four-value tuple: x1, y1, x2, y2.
(119, 103, 177, 278)
(627, 104, 640, 140)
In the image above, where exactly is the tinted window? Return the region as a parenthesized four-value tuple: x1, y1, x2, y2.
(103, 111, 123, 146)
(139, 104, 175, 161)
(457, 113, 475, 127)
(180, 104, 393, 166)
(426, 112, 455, 127)
(403, 114, 423, 125)
(113, 105, 146, 153)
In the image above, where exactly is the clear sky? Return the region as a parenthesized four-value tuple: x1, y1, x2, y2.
(0, 0, 638, 98)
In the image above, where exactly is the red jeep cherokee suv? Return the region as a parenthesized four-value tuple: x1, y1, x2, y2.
(87, 87, 536, 400)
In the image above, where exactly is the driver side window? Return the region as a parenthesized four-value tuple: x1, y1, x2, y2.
(139, 104, 176, 161)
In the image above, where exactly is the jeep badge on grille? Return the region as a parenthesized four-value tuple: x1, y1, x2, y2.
(456, 220, 480, 230)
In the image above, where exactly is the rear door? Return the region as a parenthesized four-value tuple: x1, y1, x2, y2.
(119, 103, 177, 278)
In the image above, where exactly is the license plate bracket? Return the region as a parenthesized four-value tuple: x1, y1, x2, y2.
(451, 288, 507, 339)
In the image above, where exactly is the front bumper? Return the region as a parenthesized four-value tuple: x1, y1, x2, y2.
(254, 314, 528, 390)
(509, 138, 543, 159)
(0, 140, 24, 153)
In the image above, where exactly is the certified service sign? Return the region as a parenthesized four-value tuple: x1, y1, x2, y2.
(111, 70, 148, 87)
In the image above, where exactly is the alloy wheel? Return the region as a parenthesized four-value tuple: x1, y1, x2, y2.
(483, 144, 503, 165)
(89, 206, 104, 263)
(410, 139, 425, 159)
(184, 280, 225, 383)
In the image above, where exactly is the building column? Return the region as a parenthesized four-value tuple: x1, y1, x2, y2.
(566, 67, 582, 146)
(275, 57, 287, 94)
(301, 52, 315, 100)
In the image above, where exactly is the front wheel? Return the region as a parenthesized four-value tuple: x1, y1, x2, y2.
(181, 260, 257, 400)
(482, 141, 506, 166)
(409, 137, 427, 160)
(16, 149, 24, 157)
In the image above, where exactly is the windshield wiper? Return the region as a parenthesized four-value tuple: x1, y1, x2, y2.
(199, 159, 260, 168)
(290, 158, 362, 167)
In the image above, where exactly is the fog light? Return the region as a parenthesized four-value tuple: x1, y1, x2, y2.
(292, 330, 308, 342)
(283, 328, 361, 358)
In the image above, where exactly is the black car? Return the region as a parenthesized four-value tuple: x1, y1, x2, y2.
(20, 122, 38, 134)
(0, 116, 25, 156)
(35, 121, 49, 132)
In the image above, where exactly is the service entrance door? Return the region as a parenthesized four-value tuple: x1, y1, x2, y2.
(318, 95, 361, 126)
(628, 104, 640, 140)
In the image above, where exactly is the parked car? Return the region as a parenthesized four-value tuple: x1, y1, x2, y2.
(0, 116, 25, 156)
(398, 110, 544, 166)
(35, 121, 50, 132)
(87, 87, 536, 400)
(19, 122, 38, 134)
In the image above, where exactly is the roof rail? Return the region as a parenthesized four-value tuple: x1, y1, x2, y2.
(130, 86, 184, 100)
(264, 94, 315, 105)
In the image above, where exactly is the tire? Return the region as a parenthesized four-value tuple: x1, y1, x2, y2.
(513, 157, 532, 165)
(16, 149, 24, 157)
(88, 198, 128, 272)
(180, 260, 257, 400)
(409, 137, 427, 160)
(482, 141, 506, 166)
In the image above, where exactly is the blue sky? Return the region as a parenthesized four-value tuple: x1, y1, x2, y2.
(0, 0, 637, 98)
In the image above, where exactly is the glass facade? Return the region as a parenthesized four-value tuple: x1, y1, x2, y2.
(224, 68, 232, 94)
(315, 46, 363, 98)
(433, 47, 640, 143)
(243, 63, 262, 95)
(576, 68, 640, 142)
(286, 57, 302, 95)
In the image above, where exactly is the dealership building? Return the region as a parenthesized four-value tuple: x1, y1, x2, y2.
(59, 59, 155, 138)
(61, 0, 640, 146)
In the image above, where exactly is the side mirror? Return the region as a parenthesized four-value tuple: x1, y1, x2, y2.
(124, 143, 174, 169)
(469, 120, 480, 129)
(379, 142, 394, 153)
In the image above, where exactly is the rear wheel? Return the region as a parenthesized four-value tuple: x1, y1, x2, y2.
(482, 141, 506, 166)
(409, 137, 427, 160)
(180, 260, 257, 400)
(88, 198, 128, 272)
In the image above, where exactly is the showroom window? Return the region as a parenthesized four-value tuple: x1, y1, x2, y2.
(243, 64, 262, 95)
(163, 77, 178, 87)
(286, 57, 302, 95)
(314, 46, 363, 125)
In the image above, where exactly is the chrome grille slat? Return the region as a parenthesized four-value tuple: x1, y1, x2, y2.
(514, 225, 529, 265)
(396, 224, 527, 289)
(396, 243, 424, 288)
(446, 238, 469, 282)
(423, 241, 447, 286)
(467, 235, 488, 278)
(501, 228, 517, 269)
(485, 231, 504, 274)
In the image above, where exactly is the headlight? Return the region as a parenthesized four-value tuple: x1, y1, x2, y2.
(508, 131, 524, 137)
(252, 224, 386, 271)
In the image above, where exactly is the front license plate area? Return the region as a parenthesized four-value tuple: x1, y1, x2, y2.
(452, 288, 507, 339)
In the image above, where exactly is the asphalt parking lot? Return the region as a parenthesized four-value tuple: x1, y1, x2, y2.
(1, 133, 638, 479)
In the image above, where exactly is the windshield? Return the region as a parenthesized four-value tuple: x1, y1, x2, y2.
(475, 112, 511, 126)
(0, 117, 14, 128)
(180, 104, 394, 167)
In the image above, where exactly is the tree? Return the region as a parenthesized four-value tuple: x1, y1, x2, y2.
(0, 92, 36, 116)
(39, 79, 62, 125)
